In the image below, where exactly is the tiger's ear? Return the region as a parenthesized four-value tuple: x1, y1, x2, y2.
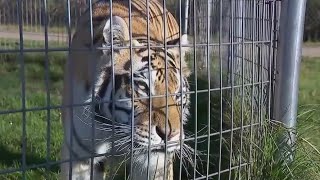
(167, 34, 190, 60)
(167, 34, 191, 77)
(179, 34, 190, 57)
(103, 16, 129, 46)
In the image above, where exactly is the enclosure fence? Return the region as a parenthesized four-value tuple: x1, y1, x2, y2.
(0, 0, 306, 180)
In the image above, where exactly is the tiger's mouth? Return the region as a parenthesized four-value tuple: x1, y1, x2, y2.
(133, 140, 180, 154)
(151, 148, 175, 154)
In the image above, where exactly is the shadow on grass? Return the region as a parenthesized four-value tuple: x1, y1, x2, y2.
(170, 73, 235, 180)
(0, 143, 60, 175)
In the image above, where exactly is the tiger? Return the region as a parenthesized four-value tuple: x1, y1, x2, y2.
(60, 0, 192, 179)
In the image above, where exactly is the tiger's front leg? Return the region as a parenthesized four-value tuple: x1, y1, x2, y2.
(60, 147, 105, 180)
(60, 120, 107, 180)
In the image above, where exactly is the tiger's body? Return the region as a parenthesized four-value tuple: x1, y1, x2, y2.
(61, 0, 191, 179)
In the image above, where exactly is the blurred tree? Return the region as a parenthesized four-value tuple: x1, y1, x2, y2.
(0, 0, 318, 42)
(304, 0, 320, 41)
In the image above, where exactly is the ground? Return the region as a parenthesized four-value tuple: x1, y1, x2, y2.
(0, 30, 320, 57)
(303, 43, 320, 57)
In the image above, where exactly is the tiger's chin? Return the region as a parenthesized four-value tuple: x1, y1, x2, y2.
(94, 142, 176, 179)
(149, 143, 181, 154)
(94, 140, 180, 157)
(135, 151, 174, 165)
(129, 151, 175, 179)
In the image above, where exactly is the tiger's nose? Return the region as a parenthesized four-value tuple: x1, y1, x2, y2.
(155, 126, 178, 141)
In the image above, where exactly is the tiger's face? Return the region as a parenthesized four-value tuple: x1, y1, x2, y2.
(89, 16, 190, 160)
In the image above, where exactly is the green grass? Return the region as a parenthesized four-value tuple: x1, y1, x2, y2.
(0, 43, 319, 179)
(298, 58, 320, 144)
(294, 57, 320, 179)
(0, 52, 65, 179)
(0, 38, 66, 49)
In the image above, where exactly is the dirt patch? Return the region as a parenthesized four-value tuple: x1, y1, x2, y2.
(302, 45, 320, 58)
(0, 31, 68, 42)
(1, 31, 320, 58)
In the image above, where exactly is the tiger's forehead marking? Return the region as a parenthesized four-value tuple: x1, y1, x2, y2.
(79, 0, 180, 44)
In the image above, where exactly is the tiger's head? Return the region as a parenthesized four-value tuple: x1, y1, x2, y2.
(87, 16, 191, 163)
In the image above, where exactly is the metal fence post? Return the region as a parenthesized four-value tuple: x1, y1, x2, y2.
(183, 0, 189, 34)
(274, 0, 307, 161)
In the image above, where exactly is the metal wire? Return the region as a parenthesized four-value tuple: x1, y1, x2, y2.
(128, 0, 136, 179)
(205, 0, 212, 179)
(164, 1, 169, 178)
(145, 0, 152, 178)
(109, 1, 116, 179)
(227, 0, 235, 178)
(16, 0, 26, 179)
(178, 1, 184, 179)
(248, 0, 257, 177)
(192, 0, 199, 178)
(41, 0, 51, 178)
(0, 0, 303, 179)
(217, 0, 224, 179)
(66, 0, 73, 178)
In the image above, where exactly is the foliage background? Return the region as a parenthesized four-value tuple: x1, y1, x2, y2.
(0, 0, 318, 41)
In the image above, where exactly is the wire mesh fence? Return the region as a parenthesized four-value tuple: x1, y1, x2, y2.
(0, 0, 305, 180)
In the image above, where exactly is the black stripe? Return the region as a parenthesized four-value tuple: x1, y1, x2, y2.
(108, 103, 131, 115)
(168, 59, 176, 68)
(167, 37, 180, 45)
(97, 76, 109, 98)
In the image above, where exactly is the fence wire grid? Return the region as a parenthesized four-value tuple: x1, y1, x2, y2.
(0, 0, 305, 180)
